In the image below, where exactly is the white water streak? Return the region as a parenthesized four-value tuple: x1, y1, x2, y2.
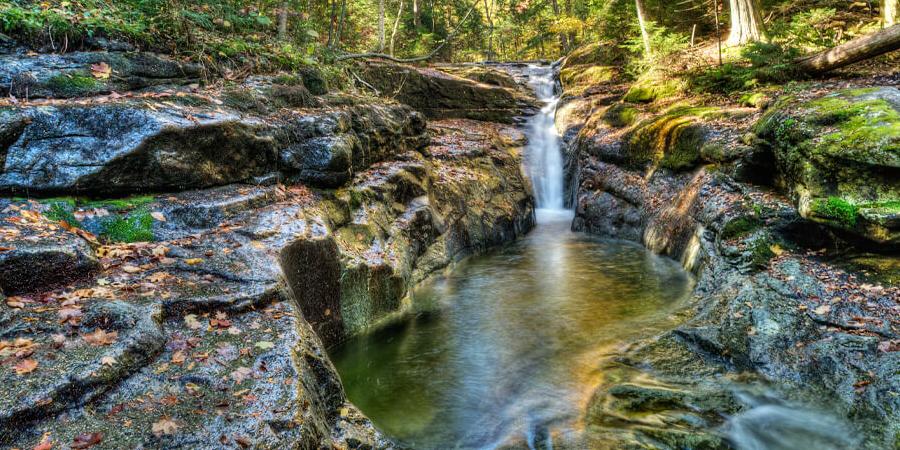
(524, 65, 566, 215)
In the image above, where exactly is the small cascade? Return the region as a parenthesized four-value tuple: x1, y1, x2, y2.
(523, 65, 566, 215)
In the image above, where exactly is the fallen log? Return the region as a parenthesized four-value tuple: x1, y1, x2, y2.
(796, 24, 900, 74)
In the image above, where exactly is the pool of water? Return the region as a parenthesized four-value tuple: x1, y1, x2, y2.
(330, 210, 694, 449)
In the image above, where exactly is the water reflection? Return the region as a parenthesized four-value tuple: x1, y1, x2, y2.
(331, 212, 693, 449)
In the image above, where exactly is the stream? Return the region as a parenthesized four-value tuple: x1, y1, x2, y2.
(329, 65, 860, 449)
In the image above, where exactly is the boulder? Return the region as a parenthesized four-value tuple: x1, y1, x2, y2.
(0, 103, 276, 195)
(754, 87, 900, 245)
(355, 60, 536, 123)
(0, 51, 202, 99)
(0, 207, 98, 294)
(0, 95, 428, 194)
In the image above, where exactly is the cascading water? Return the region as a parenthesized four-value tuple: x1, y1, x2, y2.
(523, 65, 566, 213)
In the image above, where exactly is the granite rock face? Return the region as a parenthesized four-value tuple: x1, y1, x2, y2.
(355, 60, 538, 123)
(557, 55, 900, 449)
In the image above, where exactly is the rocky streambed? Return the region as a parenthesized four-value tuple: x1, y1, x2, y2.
(0, 52, 535, 449)
(0, 45, 897, 450)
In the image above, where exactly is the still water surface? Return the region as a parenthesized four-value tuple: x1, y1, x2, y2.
(331, 210, 694, 448)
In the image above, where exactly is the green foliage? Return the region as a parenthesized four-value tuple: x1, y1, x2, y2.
(688, 43, 803, 95)
(771, 8, 841, 51)
(38, 196, 157, 243)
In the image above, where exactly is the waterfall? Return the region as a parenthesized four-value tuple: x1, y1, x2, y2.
(524, 65, 566, 215)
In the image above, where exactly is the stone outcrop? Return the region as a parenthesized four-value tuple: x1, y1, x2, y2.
(558, 55, 899, 449)
(0, 88, 428, 194)
(0, 51, 202, 99)
(355, 60, 537, 123)
(0, 58, 535, 449)
(753, 87, 900, 246)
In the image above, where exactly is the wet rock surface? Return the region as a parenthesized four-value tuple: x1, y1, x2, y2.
(0, 54, 536, 449)
(355, 60, 538, 123)
(0, 88, 427, 195)
(559, 58, 900, 448)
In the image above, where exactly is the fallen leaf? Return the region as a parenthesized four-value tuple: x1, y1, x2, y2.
(33, 437, 53, 450)
(152, 418, 180, 436)
(231, 366, 252, 384)
(83, 329, 118, 346)
(814, 304, 831, 315)
(150, 211, 167, 222)
(100, 356, 117, 366)
(122, 265, 142, 273)
(71, 432, 103, 449)
(14, 358, 38, 375)
(90, 62, 112, 80)
(184, 258, 204, 265)
(184, 314, 202, 330)
(171, 350, 186, 364)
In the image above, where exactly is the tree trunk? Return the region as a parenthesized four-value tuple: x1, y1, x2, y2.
(483, 0, 494, 59)
(277, 1, 289, 40)
(550, 0, 568, 52)
(390, 0, 404, 57)
(886, 0, 899, 26)
(797, 24, 900, 74)
(727, 0, 765, 46)
(635, 0, 652, 57)
(413, 0, 421, 28)
(378, 0, 386, 51)
(327, 0, 337, 47)
(335, 0, 347, 48)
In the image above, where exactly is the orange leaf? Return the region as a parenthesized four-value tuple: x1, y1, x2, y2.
(14, 358, 38, 375)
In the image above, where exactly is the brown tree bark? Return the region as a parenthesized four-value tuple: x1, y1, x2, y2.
(277, 1, 289, 40)
(797, 24, 900, 74)
(378, 0, 386, 51)
(727, 0, 766, 46)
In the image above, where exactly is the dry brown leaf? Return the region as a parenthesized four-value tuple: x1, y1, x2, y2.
(83, 329, 118, 346)
(151, 417, 180, 436)
(14, 358, 38, 375)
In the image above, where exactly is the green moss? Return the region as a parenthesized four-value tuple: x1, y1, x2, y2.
(81, 195, 155, 211)
(602, 103, 639, 128)
(44, 202, 80, 226)
(623, 74, 684, 104)
(47, 72, 103, 97)
(739, 92, 767, 108)
(625, 106, 716, 171)
(810, 197, 859, 227)
(100, 209, 155, 243)
(749, 236, 777, 267)
(560, 65, 618, 95)
(721, 216, 762, 240)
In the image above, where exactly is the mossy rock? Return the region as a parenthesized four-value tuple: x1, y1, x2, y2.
(47, 72, 104, 97)
(563, 42, 626, 69)
(439, 66, 519, 89)
(602, 103, 639, 128)
(297, 66, 328, 95)
(623, 73, 685, 104)
(623, 106, 718, 171)
(754, 87, 900, 245)
(560, 65, 619, 96)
